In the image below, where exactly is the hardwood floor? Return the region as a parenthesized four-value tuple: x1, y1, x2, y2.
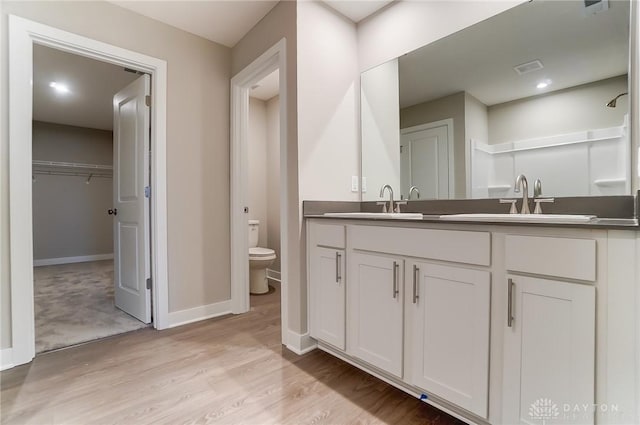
(1, 285, 463, 425)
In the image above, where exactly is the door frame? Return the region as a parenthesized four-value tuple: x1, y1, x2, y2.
(230, 39, 288, 345)
(400, 118, 455, 198)
(8, 15, 170, 367)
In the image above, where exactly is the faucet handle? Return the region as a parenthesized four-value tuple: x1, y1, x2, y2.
(376, 201, 388, 213)
(394, 201, 407, 213)
(499, 199, 518, 214)
(533, 198, 555, 214)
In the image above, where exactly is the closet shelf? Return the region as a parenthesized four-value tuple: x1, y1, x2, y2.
(32, 160, 113, 171)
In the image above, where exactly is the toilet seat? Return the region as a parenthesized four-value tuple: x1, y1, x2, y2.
(249, 247, 276, 260)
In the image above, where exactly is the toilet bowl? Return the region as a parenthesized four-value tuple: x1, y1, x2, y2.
(248, 220, 277, 294)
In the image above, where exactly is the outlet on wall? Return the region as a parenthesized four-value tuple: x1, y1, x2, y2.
(351, 176, 359, 192)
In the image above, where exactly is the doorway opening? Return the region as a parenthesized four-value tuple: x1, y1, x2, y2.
(8, 15, 169, 368)
(230, 39, 290, 347)
(31, 45, 150, 353)
(247, 70, 281, 303)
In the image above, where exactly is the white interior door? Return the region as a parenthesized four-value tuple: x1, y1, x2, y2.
(112, 74, 151, 323)
(400, 125, 450, 199)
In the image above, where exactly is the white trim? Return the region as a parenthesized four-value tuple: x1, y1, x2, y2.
(0, 348, 14, 371)
(400, 118, 455, 199)
(286, 331, 317, 355)
(8, 15, 170, 368)
(230, 39, 289, 345)
(33, 254, 114, 267)
(266, 268, 281, 282)
(168, 300, 232, 328)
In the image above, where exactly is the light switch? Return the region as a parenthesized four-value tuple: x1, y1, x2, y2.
(362, 177, 367, 193)
(351, 176, 359, 192)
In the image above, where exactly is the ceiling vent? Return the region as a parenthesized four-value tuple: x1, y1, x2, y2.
(584, 0, 609, 14)
(513, 60, 544, 75)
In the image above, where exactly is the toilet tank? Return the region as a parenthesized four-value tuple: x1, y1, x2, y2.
(248, 220, 260, 247)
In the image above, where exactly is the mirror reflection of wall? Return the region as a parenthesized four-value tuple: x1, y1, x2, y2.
(361, 0, 631, 201)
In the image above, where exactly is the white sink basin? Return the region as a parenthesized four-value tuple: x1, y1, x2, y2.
(439, 213, 596, 224)
(323, 212, 424, 220)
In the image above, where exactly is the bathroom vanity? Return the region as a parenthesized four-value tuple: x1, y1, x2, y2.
(305, 209, 639, 425)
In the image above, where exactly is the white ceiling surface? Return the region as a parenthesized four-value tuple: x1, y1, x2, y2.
(398, 0, 630, 108)
(110, 0, 278, 47)
(33, 45, 140, 131)
(324, 0, 393, 23)
(251, 69, 280, 101)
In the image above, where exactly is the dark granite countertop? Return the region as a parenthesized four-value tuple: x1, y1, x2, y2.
(304, 213, 639, 230)
(303, 196, 639, 230)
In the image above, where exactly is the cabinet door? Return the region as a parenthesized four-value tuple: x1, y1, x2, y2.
(503, 275, 595, 425)
(309, 246, 346, 350)
(348, 251, 404, 378)
(409, 262, 491, 418)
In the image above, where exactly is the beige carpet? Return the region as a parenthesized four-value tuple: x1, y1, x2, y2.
(34, 260, 148, 353)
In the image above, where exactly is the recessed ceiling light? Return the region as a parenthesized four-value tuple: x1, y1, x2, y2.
(536, 80, 552, 89)
(49, 81, 70, 94)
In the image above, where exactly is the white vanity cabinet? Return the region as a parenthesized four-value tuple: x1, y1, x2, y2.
(502, 235, 596, 425)
(347, 251, 404, 378)
(408, 261, 491, 418)
(308, 223, 346, 350)
(346, 225, 492, 406)
(306, 219, 638, 425)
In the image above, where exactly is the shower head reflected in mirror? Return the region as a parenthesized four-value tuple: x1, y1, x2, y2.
(606, 92, 628, 108)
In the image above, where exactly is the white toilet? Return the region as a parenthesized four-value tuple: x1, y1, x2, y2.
(248, 220, 277, 294)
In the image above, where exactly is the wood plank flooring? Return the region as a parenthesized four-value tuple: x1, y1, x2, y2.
(1, 285, 463, 425)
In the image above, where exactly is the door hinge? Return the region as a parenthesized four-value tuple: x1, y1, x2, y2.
(145, 186, 151, 198)
(145, 95, 151, 107)
(146, 277, 152, 290)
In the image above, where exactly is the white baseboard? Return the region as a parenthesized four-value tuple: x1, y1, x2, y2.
(1, 348, 14, 371)
(267, 268, 281, 283)
(286, 331, 317, 355)
(34, 253, 114, 267)
(168, 299, 232, 328)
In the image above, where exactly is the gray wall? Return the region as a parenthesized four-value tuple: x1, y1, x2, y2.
(32, 121, 113, 260)
(266, 96, 281, 272)
(231, 1, 301, 332)
(1, 1, 232, 349)
(488, 75, 629, 144)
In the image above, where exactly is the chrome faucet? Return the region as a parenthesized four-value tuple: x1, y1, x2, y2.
(533, 179, 542, 199)
(408, 186, 420, 200)
(514, 174, 530, 214)
(532, 178, 555, 214)
(379, 184, 394, 213)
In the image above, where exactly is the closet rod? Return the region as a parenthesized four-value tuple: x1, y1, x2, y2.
(33, 170, 112, 178)
(32, 160, 113, 171)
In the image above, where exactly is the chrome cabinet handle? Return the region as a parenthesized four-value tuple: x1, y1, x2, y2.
(412, 265, 419, 304)
(507, 278, 514, 327)
(335, 252, 342, 283)
(392, 261, 399, 298)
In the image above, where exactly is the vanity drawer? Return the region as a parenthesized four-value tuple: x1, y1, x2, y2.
(310, 223, 345, 249)
(505, 235, 596, 281)
(350, 226, 490, 266)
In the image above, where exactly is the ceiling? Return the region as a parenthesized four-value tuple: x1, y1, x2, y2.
(251, 69, 280, 101)
(324, 1, 393, 23)
(398, 0, 630, 108)
(109, 1, 391, 47)
(109, 1, 279, 47)
(33, 44, 140, 131)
